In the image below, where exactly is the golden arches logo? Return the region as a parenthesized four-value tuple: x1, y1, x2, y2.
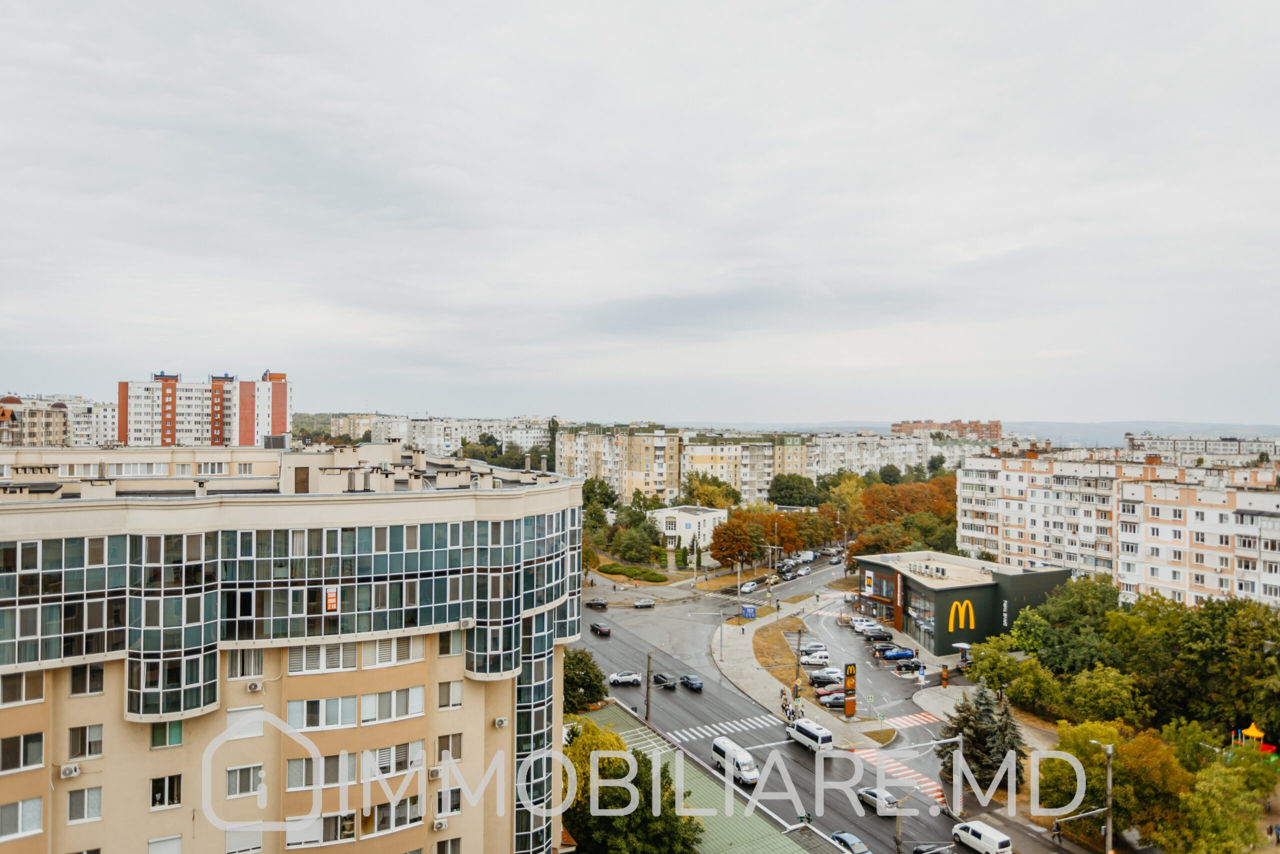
(948, 599, 975, 632)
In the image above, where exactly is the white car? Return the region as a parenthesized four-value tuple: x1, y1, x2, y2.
(799, 650, 830, 666)
(740, 581, 759, 594)
(796, 566, 811, 577)
(857, 787, 898, 814)
(607, 671, 642, 686)
(799, 641, 827, 654)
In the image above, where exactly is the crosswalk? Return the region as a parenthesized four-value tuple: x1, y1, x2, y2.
(667, 714, 781, 744)
(881, 711, 939, 730)
(852, 748, 946, 806)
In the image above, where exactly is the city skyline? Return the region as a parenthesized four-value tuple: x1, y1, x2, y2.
(3, 3, 1278, 422)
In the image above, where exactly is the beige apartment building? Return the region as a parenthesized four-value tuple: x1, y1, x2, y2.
(554, 425, 679, 502)
(680, 434, 808, 504)
(0, 444, 581, 854)
(956, 448, 1280, 609)
(0, 397, 71, 447)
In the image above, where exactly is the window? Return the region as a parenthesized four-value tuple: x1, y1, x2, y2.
(69, 725, 102, 760)
(438, 631, 463, 657)
(285, 813, 355, 847)
(225, 707, 263, 740)
(287, 753, 357, 790)
(363, 740, 424, 777)
(149, 836, 182, 854)
(0, 672, 42, 707)
(227, 650, 263, 679)
(360, 687, 424, 724)
(151, 774, 182, 808)
(237, 463, 253, 475)
(437, 733, 462, 763)
(363, 636, 423, 667)
(288, 642, 357, 674)
(197, 462, 227, 476)
(438, 681, 462, 710)
(70, 664, 104, 696)
(367, 795, 422, 834)
(151, 721, 182, 748)
(68, 787, 101, 822)
(0, 797, 42, 841)
(436, 787, 461, 816)
(0, 732, 42, 773)
(437, 841, 461, 854)
(225, 827, 262, 854)
(287, 696, 357, 731)
(226, 765, 262, 799)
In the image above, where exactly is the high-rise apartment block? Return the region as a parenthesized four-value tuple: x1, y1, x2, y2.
(0, 444, 581, 854)
(1124, 433, 1279, 464)
(0, 396, 118, 448)
(555, 424, 678, 501)
(892, 420, 1002, 441)
(807, 433, 937, 477)
(680, 434, 809, 503)
(117, 371, 291, 447)
(956, 448, 1280, 609)
(328, 414, 379, 440)
(371, 416, 552, 457)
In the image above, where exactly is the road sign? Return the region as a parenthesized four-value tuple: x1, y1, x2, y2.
(741, 605, 756, 619)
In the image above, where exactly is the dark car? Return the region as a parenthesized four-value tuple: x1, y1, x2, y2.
(584, 598, 608, 610)
(652, 673, 676, 690)
(679, 675, 703, 692)
(809, 671, 842, 687)
(779, 570, 797, 581)
(872, 641, 899, 654)
(895, 659, 926, 673)
(589, 622, 611, 637)
(864, 628, 893, 642)
(818, 692, 847, 709)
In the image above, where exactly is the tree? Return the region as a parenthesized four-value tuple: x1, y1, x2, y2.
(679, 472, 740, 508)
(991, 700, 1027, 785)
(563, 648, 607, 713)
(629, 489, 665, 511)
(767, 473, 821, 507)
(614, 527, 657, 564)
(358, 429, 372, 443)
(710, 517, 756, 569)
(1067, 663, 1150, 724)
(878, 464, 901, 485)
(1148, 764, 1261, 854)
(935, 681, 1011, 787)
(583, 478, 619, 510)
(1018, 576, 1120, 675)
(927, 454, 946, 475)
(1160, 718, 1222, 774)
(1006, 658, 1062, 717)
(582, 546, 601, 573)
(965, 639, 1022, 698)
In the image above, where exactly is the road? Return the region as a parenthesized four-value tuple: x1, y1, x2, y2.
(577, 555, 1071, 853)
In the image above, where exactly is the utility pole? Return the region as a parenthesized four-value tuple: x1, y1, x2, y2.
(793, 624, 805, 688)
(956, 730, 964, 817)
(1103, 742, 1114, 854)
(644, 650, 653, 722)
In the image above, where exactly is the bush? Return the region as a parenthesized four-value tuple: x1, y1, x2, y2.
(598, 563, 667, 583)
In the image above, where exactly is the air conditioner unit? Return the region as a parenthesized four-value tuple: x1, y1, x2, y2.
(246, 681, 263, 693)
(459, 618, 476, 630)
(428, 766, 442, 781)
(433, 818, 449, 831)
(60, 764, 80, 779)
(494, 716, 509, 728)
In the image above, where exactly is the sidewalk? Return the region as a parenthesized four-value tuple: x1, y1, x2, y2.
(711, 593, 889, 749)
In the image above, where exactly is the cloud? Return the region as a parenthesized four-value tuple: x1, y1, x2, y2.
(0, 2, 1277, 422)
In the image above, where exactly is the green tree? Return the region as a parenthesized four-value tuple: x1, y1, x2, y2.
(935, 681, 1013, 787)
(358, 429, 371, 443)
(583, 478, 620, 509)
(614, 527, 657, 563)
(1067, 663, 1150, 724)
(1019, 575, 1120, 675)
(1006, 658, 1062, 717)
(563, 648, 607, 713)
(767, 473, 821, 507)
(878, 464, 902, 485)
(1160, 718, 1222, 773)
(927, 454, 946, 474)
(991, 700, 1027, 785)
(966, 638, 1022, 698)
(679, 472, 741, 508)
(1147, 763, 1261, 854)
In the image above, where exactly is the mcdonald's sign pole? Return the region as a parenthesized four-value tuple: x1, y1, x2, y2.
(843, 663, 856, 717)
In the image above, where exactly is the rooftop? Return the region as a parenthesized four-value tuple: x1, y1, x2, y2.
(856, 550, 1063, 590)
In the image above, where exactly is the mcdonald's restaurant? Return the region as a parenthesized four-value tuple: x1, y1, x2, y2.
(849, 551, 1072, 656)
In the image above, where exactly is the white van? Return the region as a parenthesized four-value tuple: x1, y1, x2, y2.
(786, 717, 833, 752)
(952, 820, 1012, 853)
(799, 650, 830, 666)
(711, 736, 759, 786)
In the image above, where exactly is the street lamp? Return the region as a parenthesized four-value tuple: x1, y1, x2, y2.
(1089, 739, 1114, 854)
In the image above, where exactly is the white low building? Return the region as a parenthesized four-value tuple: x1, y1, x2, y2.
(648, 505, 728, 550)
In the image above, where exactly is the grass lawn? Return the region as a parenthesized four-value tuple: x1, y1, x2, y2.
(695, 565, 772, 592)
(726, 606, 777, 625)
(827, 575, 860, 591)
(753, 615, 821, 703)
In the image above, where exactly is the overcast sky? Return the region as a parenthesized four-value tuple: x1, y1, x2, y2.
(2, 3, 1277, 424)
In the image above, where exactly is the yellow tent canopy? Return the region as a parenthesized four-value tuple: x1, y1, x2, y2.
(1242, 722, 1266, 740)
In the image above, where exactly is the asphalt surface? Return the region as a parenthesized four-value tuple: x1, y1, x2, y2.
(576, 556, 1074, 854)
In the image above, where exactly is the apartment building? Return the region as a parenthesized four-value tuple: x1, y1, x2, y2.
(0, 444, 581, 854)
(118, 372, 292, 448)
(0, 397, 70, 447)
(372, 417, 552, 457)
(808, 433, 935, 477)
(892, 420, 1002, 441)
(328, 414, 379, 440)
(554, 425, 678, 502)
(679, 434, 809, 504)
(956, 449, 1280, 609)
(1124, 433, 1279, 465)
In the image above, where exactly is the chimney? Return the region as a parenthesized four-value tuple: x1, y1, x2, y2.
(194, 479, 207, 498)
(363, 470, 372, 491)
(524, 453, 531, 471)
(540, 454, 547, 473)
(97, 459, 106, 480)
(347, 470, 356, 492)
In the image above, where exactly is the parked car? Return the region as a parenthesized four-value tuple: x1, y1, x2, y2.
(607, 671, 641, 686)
(679, 674, 703, 692)
(952, 819, 1012, 852)
(799, 650, 830, 666)
(809, 670, 842, 687)
(652, 673, 676, 689)
(779, 570, 797, 581)
(829, 556, 843, 565)
(634, 598, 656, 609)
(584, 598, 609, 610)
(864, 628, 893, 642)
(740, 581, 759, 594)
(882, 647, 916, 661)
(765, 574, 780, 586)
(796, 565, 811, 577)
(844, 592, 856, 604)
(818, 692, 847, 709)
(799, 641, 827, 655)
(832, 832, 871, 853)
(815, 684, 846, 697)
(589, 622, 612, 637)
(872, 641, 899, 655)
(857, 786, 898, 813)
(780, 559, 797, 570)
(895, 659, 926, 673)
